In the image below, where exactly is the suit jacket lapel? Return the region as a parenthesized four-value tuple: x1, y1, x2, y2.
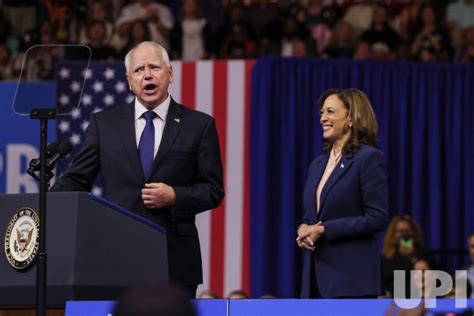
(308, 156, 327, 219)
(318, 153, 354, 219)
(149, 99, 184, 177)
(119, 103, 144, 181)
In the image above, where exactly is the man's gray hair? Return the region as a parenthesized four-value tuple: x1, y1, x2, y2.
(124, 41, 170, 73)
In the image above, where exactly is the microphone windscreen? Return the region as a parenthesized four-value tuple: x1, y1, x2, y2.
(47, 141, 59, 155)
(57, 142, 73, 156)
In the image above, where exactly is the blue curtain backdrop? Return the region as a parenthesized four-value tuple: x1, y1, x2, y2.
(250, 57, 474, 298)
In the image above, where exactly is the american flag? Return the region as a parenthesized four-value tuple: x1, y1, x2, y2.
(56, 60, 255, 297)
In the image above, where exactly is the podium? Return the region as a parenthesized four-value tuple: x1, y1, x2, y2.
(0, 192, 168, 307)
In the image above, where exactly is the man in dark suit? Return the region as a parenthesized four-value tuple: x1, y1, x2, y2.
(51, 41, 224, 298)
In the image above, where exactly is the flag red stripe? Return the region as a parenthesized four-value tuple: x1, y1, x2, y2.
(210, 61, 227, 296)
(181, 62, 196, 109)
(242, 60, 255, 295)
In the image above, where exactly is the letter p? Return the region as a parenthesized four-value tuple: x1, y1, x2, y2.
(424, 270, 452, 308)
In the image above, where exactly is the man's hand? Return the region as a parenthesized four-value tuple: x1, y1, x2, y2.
(142, 182, 176, 209)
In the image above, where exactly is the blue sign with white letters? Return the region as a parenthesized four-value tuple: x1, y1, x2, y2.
(0, 82, 56, 194)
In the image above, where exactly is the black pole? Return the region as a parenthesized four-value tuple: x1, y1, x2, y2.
(31, 108, 57, 316)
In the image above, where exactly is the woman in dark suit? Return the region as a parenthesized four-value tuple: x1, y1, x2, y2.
(297, 88, 389, 298)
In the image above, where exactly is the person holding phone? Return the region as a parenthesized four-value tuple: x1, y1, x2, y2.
(382, 215, 427, 297)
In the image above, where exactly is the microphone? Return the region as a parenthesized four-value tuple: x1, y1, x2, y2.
(46, 142, 72, 169)
(27, 142, 59, 176)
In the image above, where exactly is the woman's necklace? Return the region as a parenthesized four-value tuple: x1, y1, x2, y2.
(331, 146, 343, 165)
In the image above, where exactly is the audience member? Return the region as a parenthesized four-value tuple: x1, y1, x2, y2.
(323, 21, 356, 59)
(397, 0, 423, 44)
(42, 0, 71, 43)
(0, 14, 20, 55)
(292, 37, 317, 57)
(76, 1, 116, 48)
(246, 0, 279, 41)
(410, 3, 452, 62)
(342, 0, 375, 35)
(360, 4, 399, 60)
(226, 289, 249, 299)
(197, 290, 219, 299)
(119, 19, 151, 59)
(199, 0, 226, 57)
(412, 256, 434, 299)
(219, 3, 256, 59)
(116, 0, 174, 50)
(170, 0, 211, 61)
(114, 285, 197, 316)
(446, 0, 474, 29)
(382, 215, 427, 297)
(303, 1, 336, 54)
(84, 21, 117, 61)
(447, 0, 474, 53)
(353, 40, 372, 60)
(262, 15, 308, 57)
(2, 0, 37, 38)
(467, 232, 474, 298)
(0, 44, 12, 80)
(459, 26, 474, 63)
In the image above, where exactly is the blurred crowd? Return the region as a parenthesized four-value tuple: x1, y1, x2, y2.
(1, 0, 474, 80)
(382, 215, 474, 300)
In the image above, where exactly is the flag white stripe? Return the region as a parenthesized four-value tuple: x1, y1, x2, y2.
(169, 61, 182, 103)
(223, 61, 245, 295)
(195, 61, 214, 294)
(196, 61, 213, 116)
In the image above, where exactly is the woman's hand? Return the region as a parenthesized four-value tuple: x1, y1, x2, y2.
(296, 221, 325, 251)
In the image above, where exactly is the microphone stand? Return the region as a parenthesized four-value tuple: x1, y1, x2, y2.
(30, 108, 57, 316)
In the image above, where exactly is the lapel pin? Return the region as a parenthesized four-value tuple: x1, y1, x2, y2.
(174, 118, 180, 123)
(340, 163, 344, 169)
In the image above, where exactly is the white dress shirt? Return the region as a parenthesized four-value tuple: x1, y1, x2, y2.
(134, 94, 170, 158)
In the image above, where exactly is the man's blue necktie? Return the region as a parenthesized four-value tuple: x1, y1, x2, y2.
(139, 111, 156, 179)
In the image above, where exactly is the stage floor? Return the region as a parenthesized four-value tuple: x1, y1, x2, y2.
(65, 298, 474, 316)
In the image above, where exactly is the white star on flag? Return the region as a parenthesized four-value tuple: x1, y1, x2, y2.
(104, 68, 115, 80)
(58, 94, 70, 106)
(92, 81, 104, 93)
(81, 93, 92, 106)
(82, 68, 93, 79)
(59, 67, 70, 79)
(70, 81, 81, 93)
(58, 120, 70, 133)
(114, 81, 126, 93)
(70, 108, 81, 119)
(103, 94, 114, 106)
(70, 133, 81, 145)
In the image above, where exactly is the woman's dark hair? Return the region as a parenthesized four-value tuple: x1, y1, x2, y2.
(317, 88, 378, 154)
